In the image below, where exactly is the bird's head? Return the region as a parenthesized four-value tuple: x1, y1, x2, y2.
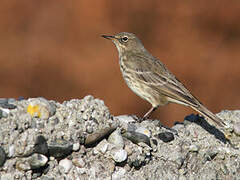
(102, 32, 146, 55)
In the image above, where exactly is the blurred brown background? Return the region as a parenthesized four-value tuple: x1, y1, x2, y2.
(0, 1, 239, 126)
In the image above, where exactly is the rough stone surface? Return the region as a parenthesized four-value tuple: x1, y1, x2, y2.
(0, 96, 239, 179)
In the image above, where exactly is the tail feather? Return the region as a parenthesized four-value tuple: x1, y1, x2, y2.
(191, 105, 225, 127)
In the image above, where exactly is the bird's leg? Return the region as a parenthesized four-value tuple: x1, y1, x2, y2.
(142, 106, 157, 120)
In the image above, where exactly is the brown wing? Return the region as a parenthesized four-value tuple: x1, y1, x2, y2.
(125, 53, 201, 107)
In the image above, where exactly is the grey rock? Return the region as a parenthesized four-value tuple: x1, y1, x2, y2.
(0, 146, 6, 167)
(135, 126, 151, 138)
(108, 129, 124, 148)
(158, 132, 175, 143)
(123, 131, 150, 146)
(48, 139, 73, 159)
(34, 135, 48, 155)
(28, 153, 48, 169)
(233, 121, 240, 135)
(94, 139, 109, 154)
(0, 109, 3, 119)
(0, 98, 8, 104)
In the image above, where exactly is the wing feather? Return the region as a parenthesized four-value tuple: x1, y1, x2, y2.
(125, 53, 201, 107)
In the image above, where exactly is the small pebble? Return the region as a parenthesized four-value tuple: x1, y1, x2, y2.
(135, 127, 151, 138)
(8, 145, 15, 157)
(72, 143, 80, 151)
(189, 145, 200, 152)
(108, 129, 124, 148)
(16, 160, 31, 171)
(112, 167, 126, 180)
(94, 139, 109, 154)
(29, 153, 48, 169)
(48, 139, 73, 159)
(158, 132, 174, 143)
(72, 157, 85, 168)
(233, 121, 240, 135)
(0, 146, 6, 167)
(110, 148, 127, 163)
(59, 159, 73, 174)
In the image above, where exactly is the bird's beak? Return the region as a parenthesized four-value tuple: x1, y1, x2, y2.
(101, 35, 116, 40)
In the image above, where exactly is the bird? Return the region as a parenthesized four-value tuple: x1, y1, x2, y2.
(102, 32, 225, 127)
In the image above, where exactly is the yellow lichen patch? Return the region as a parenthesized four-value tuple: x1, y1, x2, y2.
(27, 104, 41, 118)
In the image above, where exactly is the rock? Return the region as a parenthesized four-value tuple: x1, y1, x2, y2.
(72, 157, 85, 168)
(48, 139, 73, 160)
(189, 144, 200, 152)
(27, 97, 56, 120)
(112, 167, 127, 180)
(110, 147, 128, 163)
(16, 160, 31, 171)
(114, 115, 136, 130)
(94, 139, 109, 154)
(34, 135, 48, 155)
(233, 121, 240, 135)
(59, 159, 73, 174)
(85, 126, 117, 147)
(135, 127, 151, 138)
(108, 129, 124, 148)
(0, 109, 3, 119)
(8, 145, 15, 157)
(157, 132, 174, 143)
(123, 131, 150, 146)
(0, 146, 6, 167)
(72, 142, 80, 151)
(28, 153, 48, 169)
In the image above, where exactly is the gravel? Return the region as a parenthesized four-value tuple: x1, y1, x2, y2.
(0, 95, 239, 179)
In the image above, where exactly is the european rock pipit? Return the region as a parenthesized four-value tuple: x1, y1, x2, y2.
(102, 32, 225, 127)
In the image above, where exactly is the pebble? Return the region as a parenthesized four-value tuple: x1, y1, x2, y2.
(85, 126, 117, 147)
(94, 139, 109, 154)
(0, 146, 6, 167)
(8, 145, 15, 157)
(233, 121, 240, 135)
(28, 153, 48, 169)
(48, 139, 73, 159)
(108, 129, 124, 148)
(16, 160, 31, 171)
(123, 131, 150, 146)
(112, 167, 127, 180)
(0, 103, 17, 109)
(59, 159, 73, 174)
(72, 142, 80, 151)
(0, 109, 3, 119)
(27, 97, 56, 120)
(135, 127, 151, 138)
(114, 115, 136, 130)
(189, 145, 200, 152)
(34, 135, 48, 155)
(110, 147, 128, 163)
(0, 98, 8, 104)
(1, 108, 10, 118)
(72, 157, 85, 168)
(158, 132, 174, 143)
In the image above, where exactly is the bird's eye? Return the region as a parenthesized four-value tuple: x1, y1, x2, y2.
(121, 36, 128, 42)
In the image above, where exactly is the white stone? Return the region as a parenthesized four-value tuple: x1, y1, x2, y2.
(111, 148, 127, 163)
(59, 159, 73, 174)
(108, 129, 124, 148)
